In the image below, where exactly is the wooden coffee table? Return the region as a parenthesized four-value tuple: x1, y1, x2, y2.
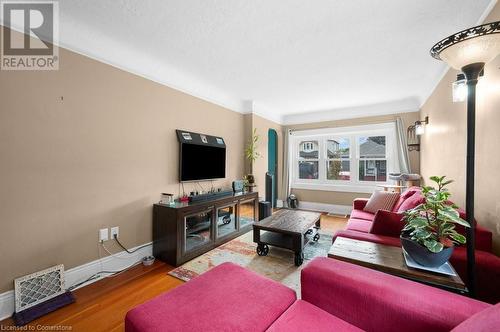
(328, 237, 467, 294)
(253, 209, 321, 266)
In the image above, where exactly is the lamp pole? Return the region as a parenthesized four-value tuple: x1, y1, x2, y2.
(461, 62, 484, 298)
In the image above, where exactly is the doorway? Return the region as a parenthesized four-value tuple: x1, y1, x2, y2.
(267, 129, 278, 207)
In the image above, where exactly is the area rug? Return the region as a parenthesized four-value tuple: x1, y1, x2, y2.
(168, 230, 333, 294)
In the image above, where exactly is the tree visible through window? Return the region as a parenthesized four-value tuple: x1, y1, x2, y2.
(326, 138, 350, 180)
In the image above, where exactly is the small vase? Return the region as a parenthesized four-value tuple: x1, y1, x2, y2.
(400, 235, 454, 268)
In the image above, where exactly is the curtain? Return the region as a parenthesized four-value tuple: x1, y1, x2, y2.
(395, 117, 411, 173)
(281, 128, 292, 206)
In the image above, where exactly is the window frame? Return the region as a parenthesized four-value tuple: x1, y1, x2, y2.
(290, 123, 398, 193)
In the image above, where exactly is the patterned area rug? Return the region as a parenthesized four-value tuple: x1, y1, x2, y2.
(168, 230, 333, 294)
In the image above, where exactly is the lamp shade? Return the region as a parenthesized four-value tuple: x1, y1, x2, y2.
(431, 21, 500, 69)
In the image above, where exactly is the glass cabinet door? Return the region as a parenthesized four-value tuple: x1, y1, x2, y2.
(183, 209, 213, 253)
(239, 199, 256, 229)
(216, 204, 237, 238)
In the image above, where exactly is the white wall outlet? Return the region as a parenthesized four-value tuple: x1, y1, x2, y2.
(99, 228, 109, 242)
(110, 226, 119, 239)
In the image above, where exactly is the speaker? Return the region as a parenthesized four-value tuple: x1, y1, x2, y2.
(259, 201, 272, 220)
(265, 172, 274, 207)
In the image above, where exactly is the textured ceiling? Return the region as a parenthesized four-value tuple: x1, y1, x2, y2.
(57, 0, 495, 123)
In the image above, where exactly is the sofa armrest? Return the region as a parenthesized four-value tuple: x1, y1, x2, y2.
(475, 225, 493, 252)
(370, 210, 405, 237)
(301, 257, 489, 332)
(352, 198, 369, 210)
(450, 248, 500, 304)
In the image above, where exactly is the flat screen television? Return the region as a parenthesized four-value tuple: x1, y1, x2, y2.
(177, 130, 226, 182)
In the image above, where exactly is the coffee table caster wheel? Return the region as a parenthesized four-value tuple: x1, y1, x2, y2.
(257, 244, 269, 256)
(294, 252, 304, 266)
(313, 233, 320, 242)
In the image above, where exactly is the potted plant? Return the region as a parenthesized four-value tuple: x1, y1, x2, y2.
(243, 128, 260, 191)
(401, 176, 470, 267)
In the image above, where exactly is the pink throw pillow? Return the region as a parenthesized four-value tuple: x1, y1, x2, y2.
(397, 191, 425, 213)
(363, 191, 400, 214)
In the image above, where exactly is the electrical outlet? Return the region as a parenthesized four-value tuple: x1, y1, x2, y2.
(111, 226, 119, 239)
(99, 228, 109, 242)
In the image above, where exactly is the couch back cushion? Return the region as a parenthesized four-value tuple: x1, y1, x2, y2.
(451, 303, 499, 332)
(397, 191, 425, 213)
(363, 191, 400, 214)
(392, 190, 417, 212)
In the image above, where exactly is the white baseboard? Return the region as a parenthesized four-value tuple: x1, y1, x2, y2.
(298, 201, 351, 216)
(0, 242, 152, 321)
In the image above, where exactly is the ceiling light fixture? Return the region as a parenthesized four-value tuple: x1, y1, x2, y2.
(431, 20, 500, 298)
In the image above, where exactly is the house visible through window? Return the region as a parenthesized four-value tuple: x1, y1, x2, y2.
(290, 123, 397, 193)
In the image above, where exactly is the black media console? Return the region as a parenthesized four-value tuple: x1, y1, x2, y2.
(153, 191, 258, 266)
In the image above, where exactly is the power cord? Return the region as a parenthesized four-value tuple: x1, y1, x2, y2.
(67, 260, 142, 291)
(113, 234, 150, 254)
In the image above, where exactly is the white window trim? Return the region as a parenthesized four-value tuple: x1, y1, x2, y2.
(290, 123, 399, 193)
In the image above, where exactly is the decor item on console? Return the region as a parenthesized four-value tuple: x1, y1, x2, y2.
(244, 128, 261, 192)
(401, 176, 469, 267)
(243, 174, 256, 192)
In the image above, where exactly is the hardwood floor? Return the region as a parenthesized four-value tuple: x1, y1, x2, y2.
(0, 261, 183, 332)
(0, 214, 346, 331)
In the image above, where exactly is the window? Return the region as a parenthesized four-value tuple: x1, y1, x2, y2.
(298, 140, 319, 179)
(290, 123, 398, 193)
(326, 138, 350, 181)
(358, 136, 387, 182)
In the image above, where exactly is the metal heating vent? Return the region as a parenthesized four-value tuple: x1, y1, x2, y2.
(14, 264, 66, 312)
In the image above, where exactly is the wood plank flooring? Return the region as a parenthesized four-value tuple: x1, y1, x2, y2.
(0, 214, 346, 331)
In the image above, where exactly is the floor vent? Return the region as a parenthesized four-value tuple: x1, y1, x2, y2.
(14, 264, 66, 313)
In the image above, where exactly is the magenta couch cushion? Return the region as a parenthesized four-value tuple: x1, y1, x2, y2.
(267, 300, 362, 332)
(125, 262, 296, 332)
(301, 257, 489, 332)
(345, 219, 372, 233)
(350, 209, 375, 221)
(452, 303, 500, 332)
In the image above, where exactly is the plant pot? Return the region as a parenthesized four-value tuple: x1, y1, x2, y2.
(400, 235, 454, 268)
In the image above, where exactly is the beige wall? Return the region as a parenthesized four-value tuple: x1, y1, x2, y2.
(249, 114, 283, 201)
(0, 30, 246, 292)
(287, 112, 421, 205)
(420, 2, 500, 254)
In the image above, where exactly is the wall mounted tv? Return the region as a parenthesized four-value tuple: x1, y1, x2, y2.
(176, 130, 226, 182)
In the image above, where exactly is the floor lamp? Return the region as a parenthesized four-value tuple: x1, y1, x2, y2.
(430, 21, 500, 297)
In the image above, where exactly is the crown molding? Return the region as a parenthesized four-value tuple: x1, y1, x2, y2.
(282, 98, 420, 125)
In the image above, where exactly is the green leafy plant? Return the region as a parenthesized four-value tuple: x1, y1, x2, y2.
(402, 176, 470, 253)
(245, 128, 261, 162)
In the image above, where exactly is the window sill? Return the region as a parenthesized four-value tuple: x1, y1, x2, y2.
(291, 182, 383, 194)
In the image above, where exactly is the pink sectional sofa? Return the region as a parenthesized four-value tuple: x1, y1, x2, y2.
(335, 186, 500, 303)
(125, 258, 499, 331)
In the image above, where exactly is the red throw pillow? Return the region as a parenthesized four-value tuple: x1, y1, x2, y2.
(363, 191, 400, 214)
(397, 191, 425, 213)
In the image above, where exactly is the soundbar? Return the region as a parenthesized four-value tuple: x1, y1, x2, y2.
(189, 189, 233, 203)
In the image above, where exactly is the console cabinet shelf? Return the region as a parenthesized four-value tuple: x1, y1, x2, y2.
(153, 191, 258, 266)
